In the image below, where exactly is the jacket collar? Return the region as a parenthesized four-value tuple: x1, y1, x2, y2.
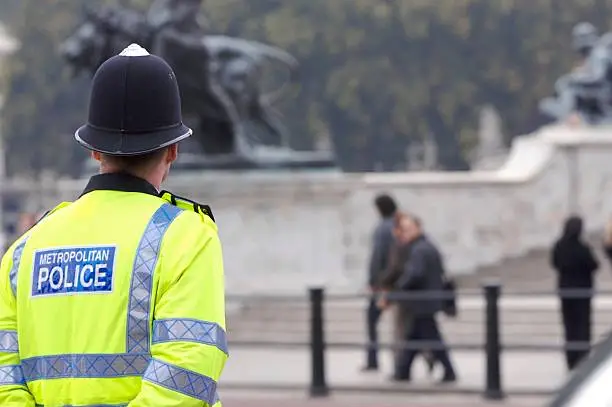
(80, 172, 159, 197)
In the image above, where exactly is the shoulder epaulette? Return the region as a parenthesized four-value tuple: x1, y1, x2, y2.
(159, 190, 215, 223)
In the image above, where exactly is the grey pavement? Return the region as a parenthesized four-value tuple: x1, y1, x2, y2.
(221, 391, 547, 407)
(219, 348, 567, 395)
(222, 238, 609, 403)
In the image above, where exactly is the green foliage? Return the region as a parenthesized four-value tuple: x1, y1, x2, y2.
(4, 0, 612, 175)
(0, 0, 22, 24)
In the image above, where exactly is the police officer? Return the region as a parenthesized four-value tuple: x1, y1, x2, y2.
(0, 44, 227, 406)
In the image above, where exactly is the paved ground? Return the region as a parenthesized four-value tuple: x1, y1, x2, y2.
(220, 237, 610, 404)
(221, 390, 547, 407)
(222, 397, 545, 407)
(219, 348, 567, 395)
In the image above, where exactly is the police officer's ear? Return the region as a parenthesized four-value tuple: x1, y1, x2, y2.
(91, 151, 102, 162)
(165, 143, 178, 164)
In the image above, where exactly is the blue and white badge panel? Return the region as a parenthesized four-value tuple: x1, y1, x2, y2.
(31, 245, 117, 297)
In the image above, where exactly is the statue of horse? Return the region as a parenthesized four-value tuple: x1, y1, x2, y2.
(60, 5, 299, 158)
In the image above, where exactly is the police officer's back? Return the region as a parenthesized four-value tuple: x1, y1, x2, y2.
(0, 44, 227, 406)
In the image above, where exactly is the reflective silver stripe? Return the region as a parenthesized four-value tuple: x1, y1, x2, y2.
(21, 353, 149, 381)
(152, 319, 228, 354)
(0, 330, 18, 353)
(9, 238, 28, 296)
(126, 204, 182, 354)
(0, 364, 25, 385)
(142, 358, 217, 404)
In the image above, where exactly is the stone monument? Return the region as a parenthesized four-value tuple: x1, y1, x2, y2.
(540, 22, 612, 125)
(60, 1, 336, 171)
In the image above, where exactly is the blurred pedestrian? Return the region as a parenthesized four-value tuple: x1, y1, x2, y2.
(393, 215, 457, 383)
(362, 194, 397, 371)
(603, 216, 612, 262)
(551, 215, 599, 370)
(378, 212, 437, 377)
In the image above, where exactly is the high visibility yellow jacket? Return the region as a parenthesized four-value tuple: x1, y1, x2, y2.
(0, 173, 228, 406)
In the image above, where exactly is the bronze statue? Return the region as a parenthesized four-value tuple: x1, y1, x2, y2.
(572, 22, 599, 58)
(61, 1, 334, 169)
(539, 22, 612, 124)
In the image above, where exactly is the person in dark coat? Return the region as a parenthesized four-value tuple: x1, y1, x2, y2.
(551, 215, 599, 370)
(603, 217, 612, 263)
(393, 215, 457, 382)
(378, 212, 437, 377)
(362, 194, 397, 371)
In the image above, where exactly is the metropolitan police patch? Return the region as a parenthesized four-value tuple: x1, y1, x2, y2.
(31, 246, 116, 297)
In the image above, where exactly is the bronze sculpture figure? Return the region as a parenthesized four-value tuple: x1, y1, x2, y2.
(61, 1, 334, 170)
(540, 22, 612, 125)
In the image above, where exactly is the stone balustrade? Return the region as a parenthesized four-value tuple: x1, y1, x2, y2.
(37, 124, 612, 294)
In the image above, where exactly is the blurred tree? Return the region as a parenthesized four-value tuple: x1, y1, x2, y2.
(4, 0, 612, 175)
(2, 0, 89, 177)
(0, 0, 22, 23)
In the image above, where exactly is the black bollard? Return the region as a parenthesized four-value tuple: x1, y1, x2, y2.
(484, 282, 504, 400)
(309, 287, 329, 397)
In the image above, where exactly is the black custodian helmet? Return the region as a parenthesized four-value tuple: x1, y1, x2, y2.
(75, 43, 192, 156)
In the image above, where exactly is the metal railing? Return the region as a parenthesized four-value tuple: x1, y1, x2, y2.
(225, 284, 609, 399)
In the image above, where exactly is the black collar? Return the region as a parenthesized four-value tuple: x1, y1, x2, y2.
(80, 172, 159, 197)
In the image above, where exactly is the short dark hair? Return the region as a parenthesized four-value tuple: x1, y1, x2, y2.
(374, 194, 397, 218)
(101, 147, 168, 173)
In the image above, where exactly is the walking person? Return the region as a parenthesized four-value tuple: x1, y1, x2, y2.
(0, 44, 227, 405)
(378, 212, 436, 377)
(362, 194, 397, 371)
(393, 215, 457, 383)
(551, 215, 599, 370)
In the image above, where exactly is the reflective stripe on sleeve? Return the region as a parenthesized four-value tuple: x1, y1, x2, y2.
(21, 353, 149, 381)
(0, 364, 25, 385)
(9, 238, 28, 296)
(142, 358, 217, 404)
(0, 330, 18, 353)
(152, 319, 228, 354)
(126, 204, 182, 354)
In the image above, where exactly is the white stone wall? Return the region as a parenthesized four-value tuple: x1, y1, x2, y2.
(48, 124, 612, 295)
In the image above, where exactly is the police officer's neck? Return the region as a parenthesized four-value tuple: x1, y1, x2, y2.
(99, 166, 165, 192)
